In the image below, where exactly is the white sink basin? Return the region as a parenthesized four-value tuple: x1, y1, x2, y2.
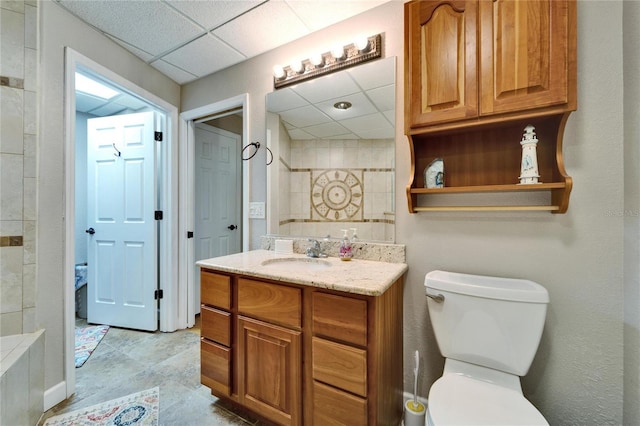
(261, 257, 332, 271)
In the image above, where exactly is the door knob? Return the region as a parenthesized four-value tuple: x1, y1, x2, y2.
(85, 228, 95, 235)
(227, 225, 237, 230)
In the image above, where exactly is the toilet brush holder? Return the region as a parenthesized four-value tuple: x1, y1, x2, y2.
(404, 399, 426, 426)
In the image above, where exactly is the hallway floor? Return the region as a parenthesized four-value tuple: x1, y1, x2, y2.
(39, 317, 264, 425)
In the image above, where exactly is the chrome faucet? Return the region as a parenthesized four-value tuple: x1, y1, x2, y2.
(306, 239, 326, 258)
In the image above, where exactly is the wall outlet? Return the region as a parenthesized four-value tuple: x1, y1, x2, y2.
(249, 202, 265, 219)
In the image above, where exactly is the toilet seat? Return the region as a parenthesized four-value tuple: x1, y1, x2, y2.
(427, 374, 549, 426)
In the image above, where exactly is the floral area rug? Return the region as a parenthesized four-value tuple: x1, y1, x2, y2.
(44, 387, 159, 425)
(75, 325, 109, 368)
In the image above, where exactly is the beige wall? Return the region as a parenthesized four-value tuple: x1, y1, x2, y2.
(37, 0, 180, 392)
(183, 1, 633, 423)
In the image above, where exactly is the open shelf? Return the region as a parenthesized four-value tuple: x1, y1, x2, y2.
(409, 182, 567, 194)
(406, 113, 573, 213)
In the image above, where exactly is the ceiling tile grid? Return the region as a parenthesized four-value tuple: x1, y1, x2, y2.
(56, 0, 390, 84)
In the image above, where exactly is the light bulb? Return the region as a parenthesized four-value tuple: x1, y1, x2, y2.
(355, 36, 370, 52)
(331, 45, 346, 60)
(290, 60, 304, 74)
(273, 65, 285, 80)
(310, 53, 325, 68)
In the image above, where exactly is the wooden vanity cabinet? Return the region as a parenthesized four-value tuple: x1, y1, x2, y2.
(200, 272, 232, 396)
(404, 0, 577, 213)
(200, 269, 404, 426)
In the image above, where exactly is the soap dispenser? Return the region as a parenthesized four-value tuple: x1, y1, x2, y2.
(350, 228, 358, 243)
(339, 229, 353, 261)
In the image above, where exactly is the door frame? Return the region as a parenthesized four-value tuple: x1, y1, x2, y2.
(63, 48, 179, 398)
(179, 95, 250, 327)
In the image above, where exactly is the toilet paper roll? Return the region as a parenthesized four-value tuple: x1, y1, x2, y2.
(404, 400, 426, 426)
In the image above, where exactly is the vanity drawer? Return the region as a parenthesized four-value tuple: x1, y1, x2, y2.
(312, 292, 367, 346)
(201, 305, 230, 347)
(201, 270, 231, 310)
(313, 381, 367, 426)
(238, 278, 301, 329)
(201, 338, 231, 396)
(312, 337, 367, 397)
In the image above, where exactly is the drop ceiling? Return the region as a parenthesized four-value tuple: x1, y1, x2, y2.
(55, 0, 391, 85)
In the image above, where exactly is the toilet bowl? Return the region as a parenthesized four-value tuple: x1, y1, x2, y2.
(424, 270, 550, 426)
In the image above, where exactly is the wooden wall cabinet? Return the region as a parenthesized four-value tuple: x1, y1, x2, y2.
(404, 0, 577, 213)
(200, 269, 404, 426)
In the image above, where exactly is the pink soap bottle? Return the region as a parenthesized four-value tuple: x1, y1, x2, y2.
(339, 229, 353, 261)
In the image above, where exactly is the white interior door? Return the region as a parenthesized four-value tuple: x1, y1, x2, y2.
(86, 111, 158, 331)
(194, 123, 242, 310)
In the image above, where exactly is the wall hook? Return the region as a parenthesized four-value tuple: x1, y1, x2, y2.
(113, 143, 121, 157)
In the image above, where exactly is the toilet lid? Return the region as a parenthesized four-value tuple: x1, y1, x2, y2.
(427, 374, 549, 426)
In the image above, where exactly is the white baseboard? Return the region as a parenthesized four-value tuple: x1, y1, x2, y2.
(44, 381, 67, 411)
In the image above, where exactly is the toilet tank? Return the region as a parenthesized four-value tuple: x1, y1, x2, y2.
(425, 270, 549, 376)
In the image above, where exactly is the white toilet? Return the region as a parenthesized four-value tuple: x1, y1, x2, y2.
(424, 270, 550, 426)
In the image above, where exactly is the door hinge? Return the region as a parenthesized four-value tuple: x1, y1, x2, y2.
(154, 131, 163, 142)
(155, 210, 163, 220)
(187, 231, 194, 238)
(155, 289, 163, 300)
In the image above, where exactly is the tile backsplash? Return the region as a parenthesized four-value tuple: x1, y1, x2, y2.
(278, 138, 394, 241)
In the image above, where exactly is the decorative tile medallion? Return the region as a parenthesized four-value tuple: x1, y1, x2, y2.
(311, 169, 363, 221)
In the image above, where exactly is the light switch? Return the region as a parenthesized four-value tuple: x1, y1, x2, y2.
(249, 202, 265, 219)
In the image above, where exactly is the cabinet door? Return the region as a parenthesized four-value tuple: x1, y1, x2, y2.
(479, 0, 575, 115)
(238, 316, 301, 425)
(406, 0, 478, 128)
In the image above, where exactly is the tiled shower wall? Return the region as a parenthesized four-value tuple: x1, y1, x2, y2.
(1, 1, 38, 336)
(278, 138, 394, 241)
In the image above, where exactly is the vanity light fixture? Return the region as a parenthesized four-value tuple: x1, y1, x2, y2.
(273, 33, 382, 89)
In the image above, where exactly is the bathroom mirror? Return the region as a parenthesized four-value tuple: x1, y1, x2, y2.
(266, 56, 396, 242)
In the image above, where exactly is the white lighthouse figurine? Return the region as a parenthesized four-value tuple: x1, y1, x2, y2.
(518, 124, 541, 184)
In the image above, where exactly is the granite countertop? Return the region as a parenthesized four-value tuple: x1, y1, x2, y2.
(196, 250, 408, 296)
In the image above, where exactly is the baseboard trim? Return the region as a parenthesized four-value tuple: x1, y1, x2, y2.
(44, 381, 67, 411)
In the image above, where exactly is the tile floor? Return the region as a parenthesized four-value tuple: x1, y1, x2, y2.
(39, 317, 265, 425)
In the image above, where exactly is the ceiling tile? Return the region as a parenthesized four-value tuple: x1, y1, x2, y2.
(266, 87, 308, 112)
(284, 0, 388, 32)
(90, 102, 128, 117)
(290, 71, 360, 104)
(150, 59, 198, 85)
(339, 112, 392, 134)
(165, 0, 262, 30)
(302, 121, 351, 138)
(356, 125, 395, 139)
(279, 105, 332, 128)
(114, 95, 149, 110)
(347, 56, 396, 90)
(287, 128, 315, 140)
(325, 132, 359, 140)
(383, 109, 395, 126)
(365, 84, 395, 112)
(59, 0, 204, 56)
(106, 36, 156, 62)
(212, 1, 309, 58)
(161, 34, 246, 77)
(75, 92, 107, 114)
